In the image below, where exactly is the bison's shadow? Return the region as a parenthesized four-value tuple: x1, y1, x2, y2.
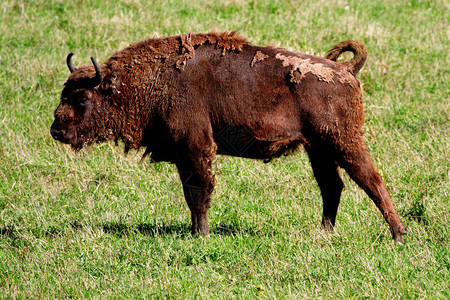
(0, 221, 259, 240)
(101, 221, 259, 237)
(100, 221, 191, 237)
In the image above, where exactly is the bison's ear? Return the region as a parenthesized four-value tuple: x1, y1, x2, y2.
(101, 69, 121, 95)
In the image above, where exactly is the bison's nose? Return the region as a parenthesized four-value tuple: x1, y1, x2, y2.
(50, 128, 65, 141)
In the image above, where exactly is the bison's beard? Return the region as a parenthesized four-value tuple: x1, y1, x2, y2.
(70, 127, 120, 151)
(70, 132, 96, 150)
(63, 129, 95, 150)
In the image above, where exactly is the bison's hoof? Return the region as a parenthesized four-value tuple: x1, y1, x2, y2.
(393, 228, 407, 244)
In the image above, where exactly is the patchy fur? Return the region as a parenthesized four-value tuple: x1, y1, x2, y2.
(51, 31, 406, 242)
(275, 53, 357, 87)
(251, 50, 269, 67)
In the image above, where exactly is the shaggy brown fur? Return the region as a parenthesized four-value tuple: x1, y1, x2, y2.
(50, 31, 406, 242)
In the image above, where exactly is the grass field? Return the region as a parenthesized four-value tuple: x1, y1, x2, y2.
(0, 0, 448, 298)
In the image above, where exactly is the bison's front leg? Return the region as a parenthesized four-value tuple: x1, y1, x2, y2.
(175, 149, 216, 236)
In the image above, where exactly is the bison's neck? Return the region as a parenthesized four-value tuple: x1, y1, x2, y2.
(98, 78, 155, 151)
(117, 87, 154, 151)
(102, 52, 167, 151)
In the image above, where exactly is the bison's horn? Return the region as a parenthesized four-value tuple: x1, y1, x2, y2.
(66, 52, 77, 73)
(90, 57, 103, 81)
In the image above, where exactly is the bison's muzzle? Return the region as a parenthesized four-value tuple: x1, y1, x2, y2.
(49, 128, 65, 142)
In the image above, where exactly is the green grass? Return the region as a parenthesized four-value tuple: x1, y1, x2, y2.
(0, 0, 448, 298)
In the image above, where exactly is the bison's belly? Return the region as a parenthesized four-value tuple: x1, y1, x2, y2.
(213, 125, 305, 159)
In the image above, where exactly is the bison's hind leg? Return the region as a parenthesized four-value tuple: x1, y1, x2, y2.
(306, 146, 344, 231)
(337, 139, 407, 243)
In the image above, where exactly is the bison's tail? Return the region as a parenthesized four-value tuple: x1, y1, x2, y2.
(326, 40, 367, 75)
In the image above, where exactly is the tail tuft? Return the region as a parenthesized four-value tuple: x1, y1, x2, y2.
(326, 40, 367, 75)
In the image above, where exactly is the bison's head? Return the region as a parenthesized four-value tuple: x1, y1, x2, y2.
(50, 53, 116, 149)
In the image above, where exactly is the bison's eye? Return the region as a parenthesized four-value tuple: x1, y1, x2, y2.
(77, 90, 92, 105)
(80, 97, 90, 104)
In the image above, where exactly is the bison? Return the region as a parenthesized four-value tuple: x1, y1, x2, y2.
(50, 31, 406, 242)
